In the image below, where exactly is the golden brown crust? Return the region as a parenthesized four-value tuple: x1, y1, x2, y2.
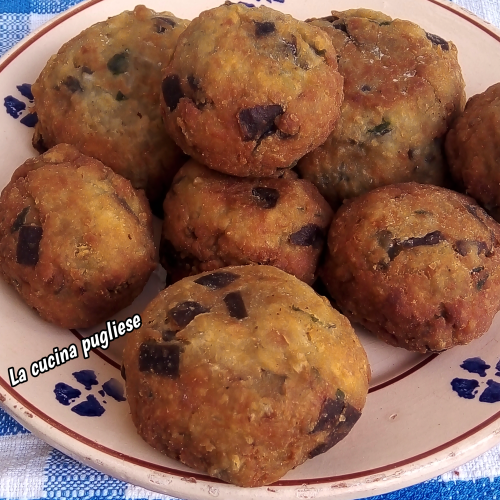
(446, 83, 500, 221)
(31, 5, 189, 212)
(298, 10, 466, 208)
(123, 265, 369, 487)
(321, 182, 500, 352)
(160, 160, 333, 284)
(160, 3, 343, 177)
(0, 144, 156, 329)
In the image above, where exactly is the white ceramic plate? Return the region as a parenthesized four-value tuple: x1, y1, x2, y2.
(1, 0, 500, 498)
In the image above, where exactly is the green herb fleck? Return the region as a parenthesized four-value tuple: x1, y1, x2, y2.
(368, 120, 392, 136)
(107, 51, 129, 75)
(368, 19, 392, 26)
(291, 305, 335, 328)
(477, 275, 489, 290)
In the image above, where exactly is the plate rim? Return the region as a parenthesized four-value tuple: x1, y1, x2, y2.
(2, 0, 500, 498)
(3, 375, 500, 499)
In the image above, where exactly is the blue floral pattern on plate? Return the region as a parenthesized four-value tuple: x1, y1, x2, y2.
(452, 357, 500, 403)
(3, 83, 37, 127)
(54, 370, 126, 417)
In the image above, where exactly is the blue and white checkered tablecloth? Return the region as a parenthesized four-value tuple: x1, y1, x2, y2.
(1, 1, 500, 499)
